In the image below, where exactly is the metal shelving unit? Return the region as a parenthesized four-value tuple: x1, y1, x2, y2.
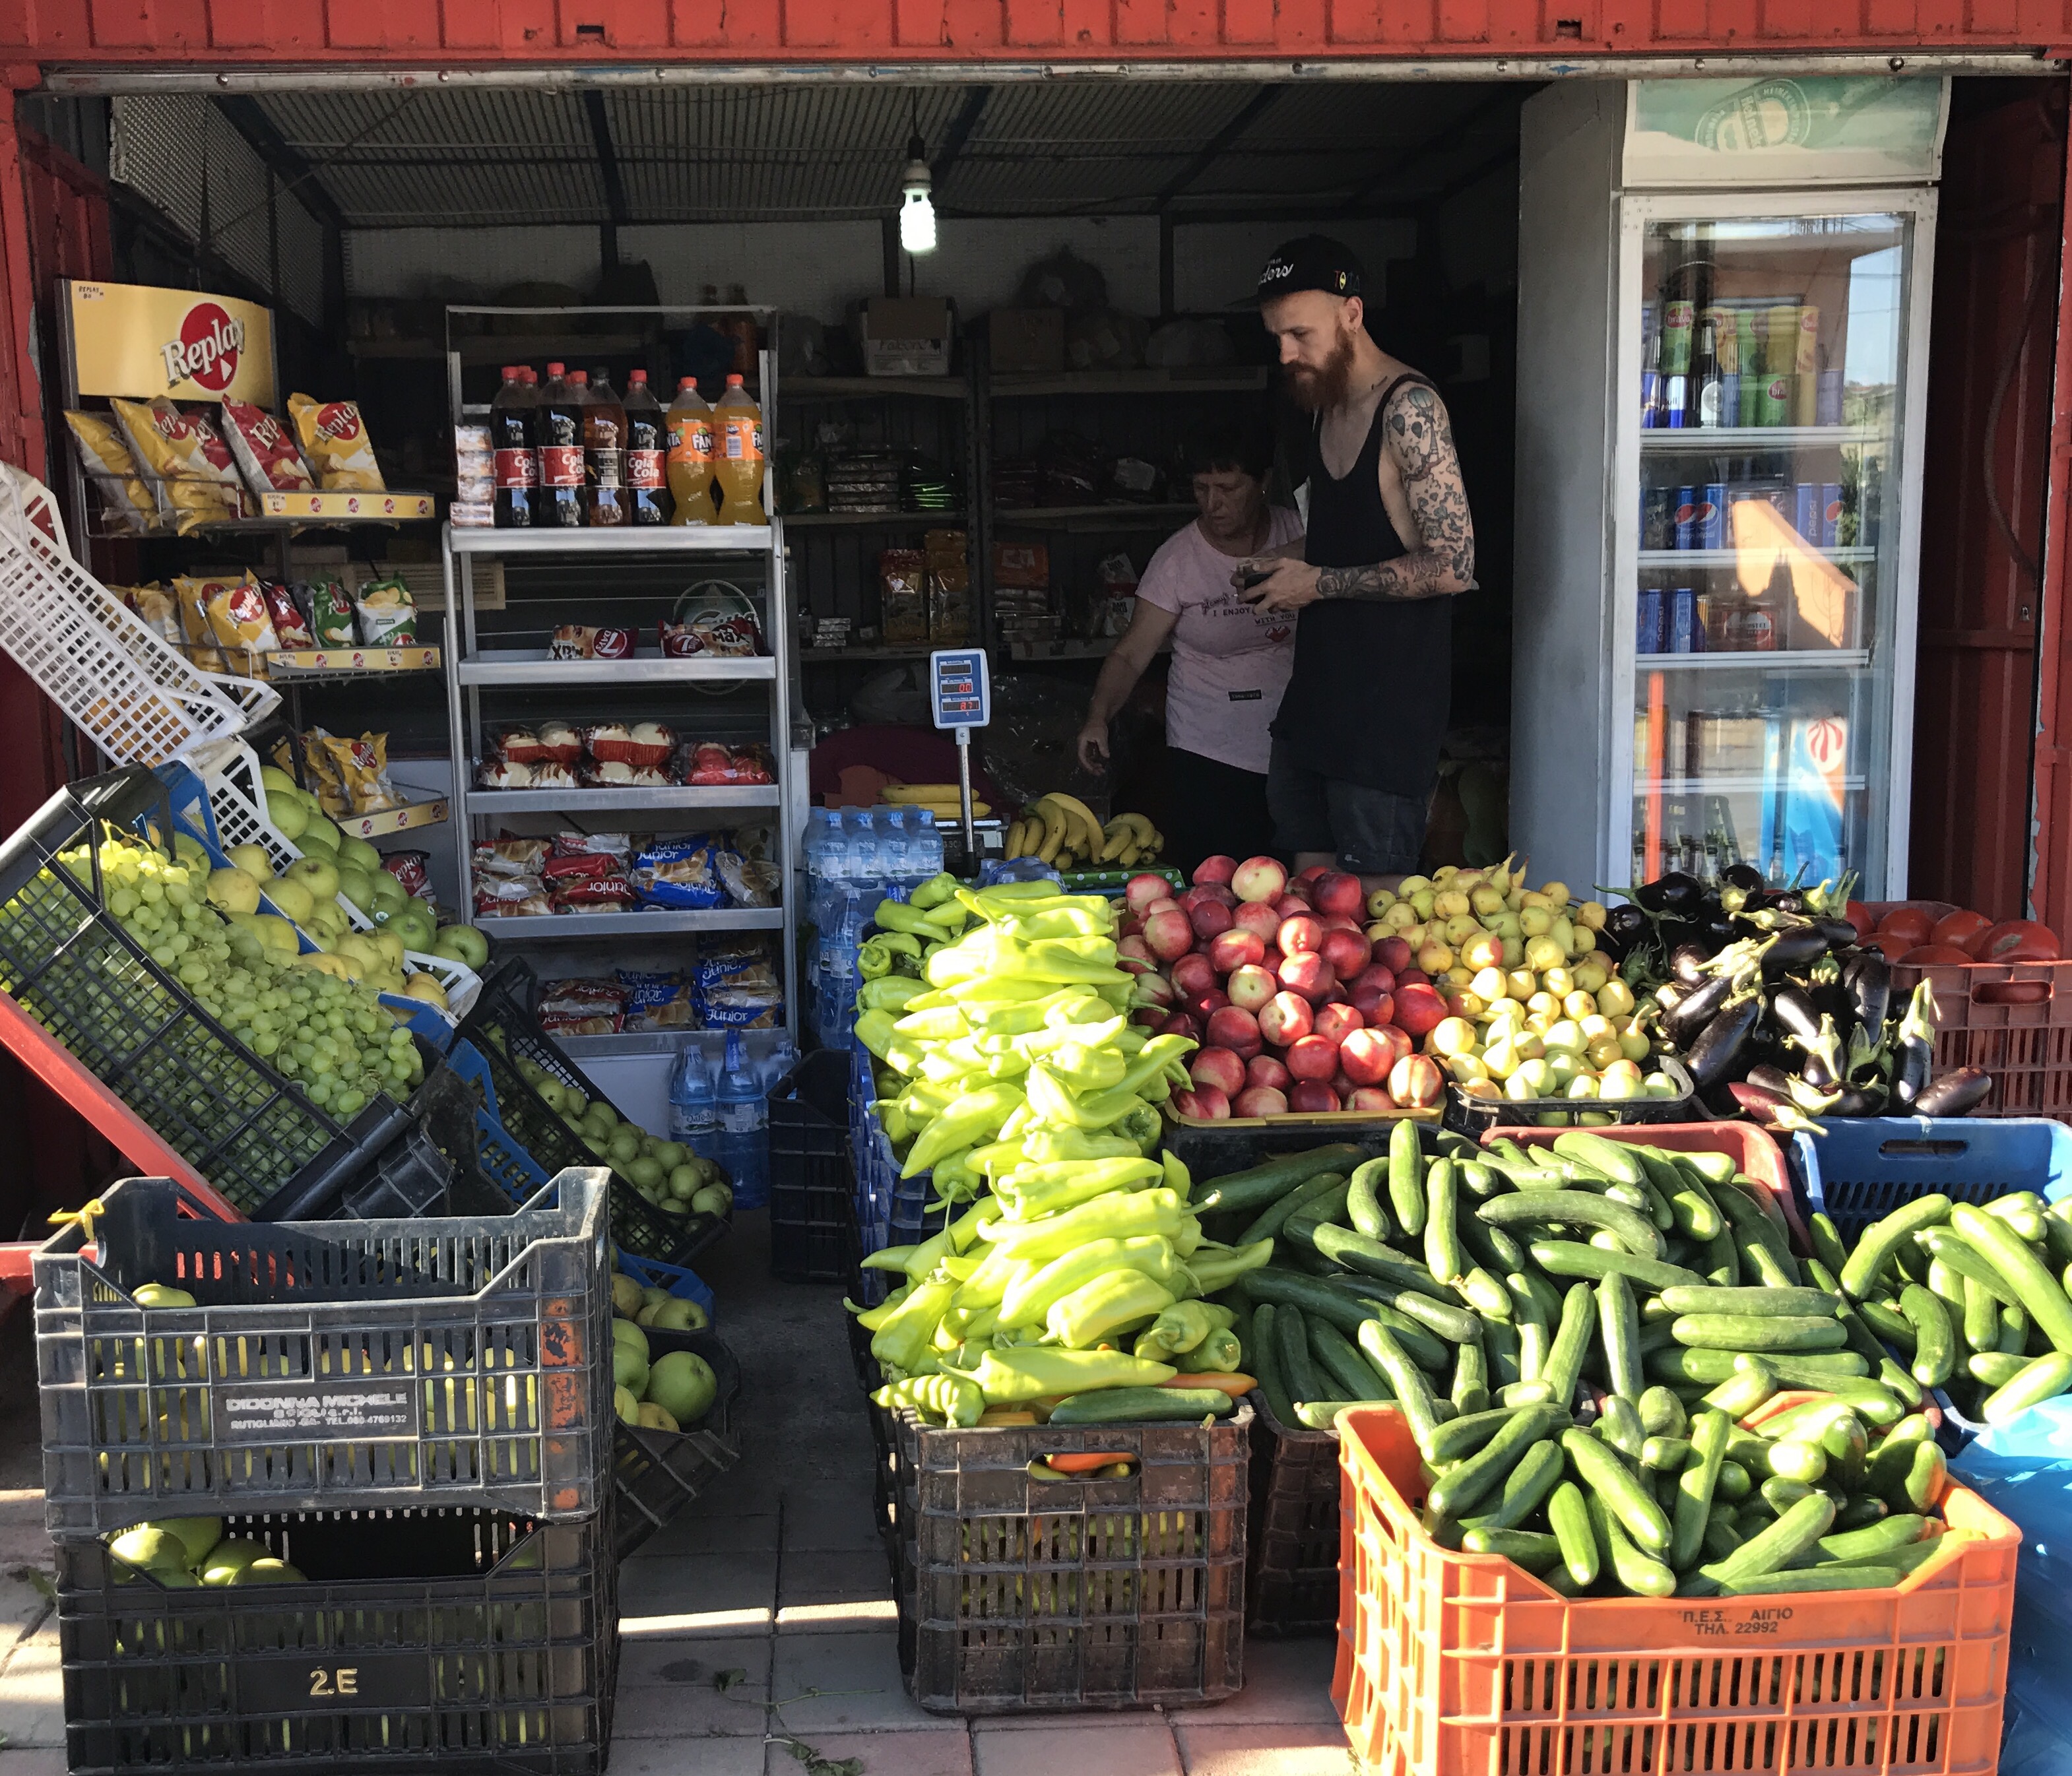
(441, 312, 798, 1037)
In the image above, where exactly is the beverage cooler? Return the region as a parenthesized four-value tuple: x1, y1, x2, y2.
(1513, 78, 1947, 899)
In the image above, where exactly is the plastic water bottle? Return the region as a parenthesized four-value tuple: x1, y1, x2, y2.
(714, 1029, 769, 1209)
(763, 1031, 800, 1095)
(904, 808, 938, 883)
(666, 1042, 717, 1155)
(877, 808, 909, 892)
(845, 808, 881, 899)
(817, 890, 865, 1046)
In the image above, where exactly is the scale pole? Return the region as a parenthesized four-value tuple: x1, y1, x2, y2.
(955, 725, 975, 859)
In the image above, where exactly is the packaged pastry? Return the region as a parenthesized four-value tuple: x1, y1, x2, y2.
(259, 581, 315, 649)
(696, 934, 781, 997)
(538, 979, 626, 1036)
(296, 579, 356, 647)
(658, 621, 704, 658)
(582, 759, 671, 789)
(549, 625, 598, 660)
(496, 728, 545, 767)
(554, 868, 635, 910)
(314, 730, 404, 815)
(878, 548, 928, 644)
(630, 836, 727, 909)
(618, 970, 698, 1032)
(699, 984, 785, 1029)
(543, 851, 622, 889)
(527, 759, 578, 790)
(685, 742, 775, 786)
(219, 398, 315, 494)
(686, 606, 763, 656)
(717, 851, 781, 909)
(536, 720, 583, 767)
(474, 837, 551, 878)
(587, 720, 674, 769)
(354, 577, 417, 646)
(552, 832, 635, 864)
(474, 875, 552, 919)
(478, 759, 531, 790)
(288, 393, 385, 492)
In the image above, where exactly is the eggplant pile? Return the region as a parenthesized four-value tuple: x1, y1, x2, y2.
(1613, 868, 1992, 1126)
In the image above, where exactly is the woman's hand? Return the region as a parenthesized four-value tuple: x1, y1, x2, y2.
(1076, 720, 1111, 773)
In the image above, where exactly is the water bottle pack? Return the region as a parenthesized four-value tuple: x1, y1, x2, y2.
(804, 806, 941, 1044)
(713, 1028, 771, 1209)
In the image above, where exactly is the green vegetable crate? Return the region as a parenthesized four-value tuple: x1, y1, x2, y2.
(57, 1509, 616, 1776)
(890, 1404, 1250, 1713)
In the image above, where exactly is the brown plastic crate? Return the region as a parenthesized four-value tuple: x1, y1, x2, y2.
(1245, 1391, 1340, 1637)
(1891, 957, 2072, 1117)
(893, 1405, 1248, 1714)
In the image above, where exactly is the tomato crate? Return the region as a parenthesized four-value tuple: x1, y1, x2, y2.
(769, 1049, 857, 1282)
(1245, 1390, 1341, 1639)
(457, 958, 726, 1267)
(612, 1327, 741, 1560)
(891, 1404, 1249, 1714)
(1332, 1404, 2021, 1776)
(34, 1170, 614, 1539)
(0, 768, 452, 1219)
(1890, 957, 2072, 1118)
(57, 1507, 615, 1776)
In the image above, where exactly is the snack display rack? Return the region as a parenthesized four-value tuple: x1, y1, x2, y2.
(439, 309, 798, 1036)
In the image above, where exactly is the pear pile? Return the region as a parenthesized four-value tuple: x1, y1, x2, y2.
(610, 1262, 719, 1432)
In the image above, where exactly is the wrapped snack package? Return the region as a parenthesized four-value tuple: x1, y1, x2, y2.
(549, 625, 597, 660)
(697, 934, 785, 1027)
(879, 549, 928, 644)
(619, 969, 698, 1031)
(687, 606, 763, 656)
(658, 621, 703, 658)
(592, 627, 635, 659)
(496, 728, 546, 767)
(478, 758, 534, 790)
(630, 835, 727, 909)
(203, 573, 281, 667)
(536, 720, 583, 768)
(538, 979, 626, 1036)
(730, 823, 775, 862)
(288, 393, 385, 492)
(553, 832, 635, 864)
(354, 577, 418, 647)
(65, 412, 157, 534)
(474, 875, 552, 920)
(717, 851, 781, 908)
(127, 583, 180, 647)
(315, 730, 405, 815)
(385, 850, 433, 899)
(583, 760, 670, 788)
(685, 742, 775, 786)
(220, 398, 316, 494)
(553, 862, 635, 910)
(300, 579, 357, 647)
(172, 574, 237, 672)
(112, 396, 242, 532)
(301, 732, 350, 815)
(527, 760, 578, 790)
(259, 581, 315, 649)
(590, 720, 674, 769)
(474, 837, 550, 879)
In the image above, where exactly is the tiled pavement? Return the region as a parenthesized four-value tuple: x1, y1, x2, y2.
(0, 1211, 1354, 1774)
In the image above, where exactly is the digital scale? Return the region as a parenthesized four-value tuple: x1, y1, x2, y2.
(928, 648, 990, 857)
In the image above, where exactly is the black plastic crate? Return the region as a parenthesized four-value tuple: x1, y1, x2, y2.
(0, 768, 451, 1219)
(1244, 1391, 1341, 1637)
(458, 959, 725, 1266)
(1442, 1055, 1700, 1135)
(35, 1170, 613, 1538)
(844, 1287, 901, 1587)
(769, 1050, 856, 1281)
(612, 1326, 742, 1560)
(58, 1506, 616, 1775)
(893, 1405, 1249, 1714)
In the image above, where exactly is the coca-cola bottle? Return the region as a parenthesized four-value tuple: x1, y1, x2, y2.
(537, 362, 585, 527)
(624, 369, 668, 524)
(583, 367, 627, 527)
(490, 365, 536, 528)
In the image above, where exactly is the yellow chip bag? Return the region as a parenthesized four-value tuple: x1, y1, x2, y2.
(287, 393, 385, 493)
(172, 575, 217, 647)
(110, 396, 239, 485)
(127, 583, 180, 647)
(65, 410, 137, 477)
(300, 728, 350, 816)
(203, 573, 280, 664)
(315, 729, 403, 815)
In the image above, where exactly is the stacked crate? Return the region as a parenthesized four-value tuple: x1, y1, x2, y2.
(34, 1168, 620, 1775)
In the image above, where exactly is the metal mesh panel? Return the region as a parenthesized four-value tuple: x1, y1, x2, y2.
(110, 95, 207, 242)
(205, 106, 273, 298)
(273, 183, 327, 326)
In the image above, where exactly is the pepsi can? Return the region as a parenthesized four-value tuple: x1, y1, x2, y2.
(1673, 486, 1699, 550)
(1698, 482, 1727, 551)
(1821, 484, 1842, 548)
(1637, 587, 1665, 654)
(1669, 587, 1700, 654)
(1794, 482, 1819, 542)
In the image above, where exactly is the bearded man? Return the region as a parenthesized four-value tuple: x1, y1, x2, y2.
(1236, 236, 1477, 887)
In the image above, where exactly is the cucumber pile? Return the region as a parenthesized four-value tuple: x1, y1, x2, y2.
(1228, 1123, 1969, 1598)
(1817, 1189, 2072, 1428)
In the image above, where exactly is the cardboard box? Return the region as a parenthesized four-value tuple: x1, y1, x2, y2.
(862, 298, 953, 377)
(989, 308, 1065, 375)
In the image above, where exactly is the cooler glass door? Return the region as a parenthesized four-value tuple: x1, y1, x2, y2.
(1612, 191, 1933, 897)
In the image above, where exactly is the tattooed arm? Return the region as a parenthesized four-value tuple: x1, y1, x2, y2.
(1241, 384, 1475, 613)
(1314, 385, 1475, 602)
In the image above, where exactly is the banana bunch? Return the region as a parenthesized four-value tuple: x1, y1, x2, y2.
(1003, 795, 1163, 871)
(880, 784, 992, 821)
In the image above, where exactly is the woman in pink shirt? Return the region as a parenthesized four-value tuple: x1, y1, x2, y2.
(1076, 422, 1301, 873)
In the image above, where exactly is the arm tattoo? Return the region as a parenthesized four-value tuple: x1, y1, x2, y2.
(1314, 384, 1479, 602)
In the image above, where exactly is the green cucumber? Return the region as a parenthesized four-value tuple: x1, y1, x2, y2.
(1983, 1350, 2072, 1424)
(1951, 1203, 2072, 1354)
(1528, 1241, 1703, 1293)
(1765, 1440, 1829, 1486)
(1641, 1434, 1691, 1472)
(1714, 1459, 1751, 1502)
(1584, 1484, 1677, 1596)
(1898, 1283, 1955, 1386)
(1483, 1439, 1565, 1531)
(1963, 1276, 2002, 1354)
(1547, 1480, 1599, 1587)
(1700, 1491, 1836, 1589)
(1049, 1386, 1235, 1423)
(1423, 1158, 1464, 1284)
(1309, 1228, 1453, 1302)
(1278, 1303, 1323, 1403)
(1638, 1385, 1688, 1438)
(1644, 1347, 1867, 1387)
(1740, 1240, 1801, 1290)
(1456, 1267, 1512, 1318)
(1839, 1194, 1951, 1301)
(1458, 1160, 1503, 1199)
(1919, 1228, 2026, 1309)
(1327, 1274, 1480, 1345)
(1809, 1212, 1850, 1279)
(1599, 1271, 1644, 1401)
(1598, 1394, 1646, 1459)
(1427, 1406, 1538, 1465)
(1760, 1475, 1817, 1513)
(1483, 1316, 1523, 1389)
(1967, 1350, 2028, 1389)
(1196, 1143, 1363, 1217)
(1703, 1511, 1743, 1562)
(1669, 1314, 1847, 1354)
(1562, 1428, 1672, 1556)
(1310, 1316, 1391, 1403)
(1479, 1189, 1666, 1259)
(1658, 1285, 1840, 1317)
(1540, 1283, 1595, 1410)
(1246, 1269, 1448, 1368)
(1451, 1339, 1490, 1416)
(1294, 1401, 1363, 1430)
(1830, 1494, 1889, 1532)
(1461, 1527, 1565, 1570)
(1669, 1408, 1732, 1570)
(1252, 1302, 1297, 1426)
(1345, 1155, 1390, 1240)
(1553, 1131, 1648, 1188)
(1388, 1116, 1427, 1238)
(1856, 1297, 1917, 1353)
(1816, 1513, 1931, 1564)
(1700, 1360, 1777, 1419)
(1360, 1318, 1442, 1452)
(1238, 1168, 1346, 1248)
(1429, 1403, 1565, 1519)
(1867, 1437, 1946, 1513)
(1718, 1564, 1900, 1596)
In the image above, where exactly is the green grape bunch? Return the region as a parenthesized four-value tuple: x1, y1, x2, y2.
(44, 829, 426, 1123)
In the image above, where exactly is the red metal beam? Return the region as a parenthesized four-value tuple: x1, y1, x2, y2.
(2031, 76, 2072, 933)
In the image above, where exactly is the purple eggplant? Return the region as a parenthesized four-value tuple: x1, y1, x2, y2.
(1669, 943, 1711, 986)
(1843, 950, 1891, 1035)
(1722, 862, 1767, 894)
(1768, 985, 1824, 1049)
(1914, 1068, 1992, 1117)
(1827, 1085, 1885, 1117)
(1664, 973, 1735, 1046)
(1891, 980, 1939, 1108)
(1747, 1063, 1796, 1098)
(1685, 994, 1763, 1091)
(1635, 872, 1706, 916)
(1605, 904, 1651, 948)
(1761, 926, 1831, 981)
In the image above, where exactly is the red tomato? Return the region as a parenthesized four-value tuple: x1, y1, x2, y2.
(1877, 907, 1935, 947)
(1898, 945, 1978, 966)
(1857, 930, 1917, 961)
(1843, 900, 1875, 939)
(1929, 910, 1994, 955)
(1976, 920, 2061, 963)
(1978, 980, 2052, 1006)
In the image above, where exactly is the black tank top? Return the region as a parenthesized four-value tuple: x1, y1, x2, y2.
(1270, 372, 1452, 798)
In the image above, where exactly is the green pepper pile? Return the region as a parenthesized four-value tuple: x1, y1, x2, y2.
(1223, 1122, 1993, 1597)
(850, 877, 1277, 1426)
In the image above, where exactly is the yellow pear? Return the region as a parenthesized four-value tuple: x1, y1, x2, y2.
(207, 868, 261, 915)
(265, 876, 313, 922)
(226, 842, 274, 880)
(402, 973, 449, 1011)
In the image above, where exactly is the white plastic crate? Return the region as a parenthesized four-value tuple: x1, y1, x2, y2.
(0, 468, 276, 763)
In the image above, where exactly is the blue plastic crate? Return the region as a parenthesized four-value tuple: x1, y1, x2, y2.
(615, 1250, 716, 1323)
(445, 1037, 554, 1205)
(1789, 1115, 2072, 1459)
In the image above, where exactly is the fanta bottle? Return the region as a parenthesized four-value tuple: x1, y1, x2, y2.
(665, 377, 713, 525)
(711, 373, 765, 526)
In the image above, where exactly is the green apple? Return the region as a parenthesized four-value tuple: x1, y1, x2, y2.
(265, 876, 314, 923)
(645, 1351, 717, 1426)
(207, 868, 261, 914)
(265, 792, 309, 840)
(369, 872, 408, 914)
(299, 816, 340, 856)
(335, 864, 374, 911)
(226, 841, 275, 880)
(432, 923, 490, 970)
(390, 903, 436, 951)
(368, 929, 406, 970)
(283, 854, 340, 903)
(259, 765, 301, 798)
(337, 835, 383, 875)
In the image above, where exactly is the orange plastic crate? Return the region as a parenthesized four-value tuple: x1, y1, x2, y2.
(1889, 958, 2072, 1120)
(1331, 1406, 2019, 1776)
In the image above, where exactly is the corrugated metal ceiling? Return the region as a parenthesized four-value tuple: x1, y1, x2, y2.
(243, 80, 1521, 228)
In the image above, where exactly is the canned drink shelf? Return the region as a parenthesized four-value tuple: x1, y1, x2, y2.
(1635, 648, 1871, 671)
(1638, 546, 1875, 568)
(1637, 773, 1868, 794)
(1639, 424, 1887, 452)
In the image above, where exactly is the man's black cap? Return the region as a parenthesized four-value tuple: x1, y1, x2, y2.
(1256, 236, 1365, 303)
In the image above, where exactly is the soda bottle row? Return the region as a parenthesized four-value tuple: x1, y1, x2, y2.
(490, 364, 767, 529)
(1640, 302, 1844, 431)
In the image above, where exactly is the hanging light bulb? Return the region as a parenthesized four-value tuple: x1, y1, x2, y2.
(899, 128, 936, 256)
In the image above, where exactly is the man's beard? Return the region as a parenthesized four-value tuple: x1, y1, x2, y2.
(1287, 331, 1357, 414)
